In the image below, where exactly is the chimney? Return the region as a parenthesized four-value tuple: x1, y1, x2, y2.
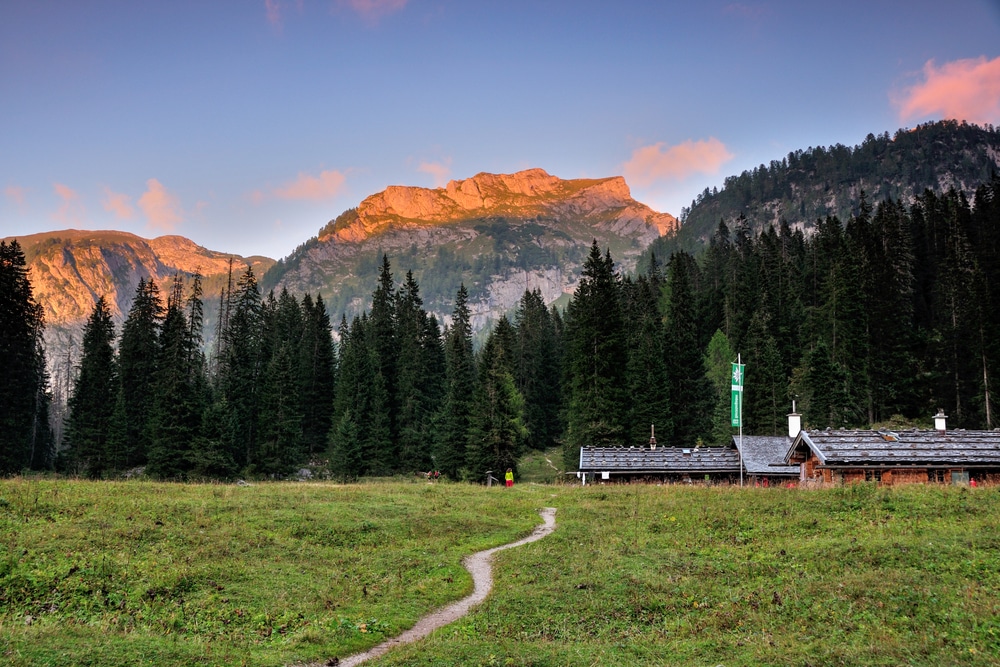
(787, 400, 802, 439)
(649, 424, 657, 450)
(934, 409, 947, 433)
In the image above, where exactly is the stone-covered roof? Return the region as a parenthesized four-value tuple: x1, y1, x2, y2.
(734, 436, 800, 476)
(789, 429, 1000, 467)
(579, 446, 741, 474)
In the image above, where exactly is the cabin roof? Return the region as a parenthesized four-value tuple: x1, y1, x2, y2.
(734, 436, 801, 475)
(788, 429, 1000, 467)
(579, 446, 741, 474)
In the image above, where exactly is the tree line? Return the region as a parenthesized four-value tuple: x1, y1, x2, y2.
(3, 173, 999, 479)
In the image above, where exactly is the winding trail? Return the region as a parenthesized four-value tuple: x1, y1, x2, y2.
(307, 507, 557, 667)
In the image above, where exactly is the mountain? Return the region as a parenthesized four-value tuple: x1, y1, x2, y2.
(643, 120, 1000, 262)
(263, 168, 677, 329)
(7, 230, 275, 329)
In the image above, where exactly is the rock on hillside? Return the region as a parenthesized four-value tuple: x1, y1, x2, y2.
(7, 230, 274, 328)
(270, 168, 676, 328)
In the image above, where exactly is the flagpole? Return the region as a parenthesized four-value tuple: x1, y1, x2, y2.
(738, 352, 743, 488)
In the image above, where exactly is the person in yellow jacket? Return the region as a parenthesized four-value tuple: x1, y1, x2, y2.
(505, 468, 514, 488)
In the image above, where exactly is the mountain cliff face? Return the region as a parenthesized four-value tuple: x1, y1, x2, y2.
(8, 230, 274, 329)
(269, 168, 676, 329)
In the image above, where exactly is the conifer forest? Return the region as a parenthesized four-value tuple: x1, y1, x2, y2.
(3, 175, 1000, 481)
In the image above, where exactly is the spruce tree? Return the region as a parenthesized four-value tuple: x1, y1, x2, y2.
(621, 275, 670, 446)
(0, 240, 52, 473)
(704, 329, 736, 445)
(146, 278, 203, 478)
(218, 266, 263, 471)
(437, 284, 477, 478)
(562, 242, 628, 467)
(113, 277, 164, 470)
(663, 251, 713, 446)
(467, 316, 526, 480)
(298, 293, 336, 457)
(65, 296, 117, 477)
(513, 288, 562, 451)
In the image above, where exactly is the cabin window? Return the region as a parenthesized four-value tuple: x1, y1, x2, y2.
(864, 469, 882, 482)
(930, 469, 946, 483)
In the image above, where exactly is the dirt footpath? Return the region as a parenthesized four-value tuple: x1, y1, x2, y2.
(308, 507, 557, 667)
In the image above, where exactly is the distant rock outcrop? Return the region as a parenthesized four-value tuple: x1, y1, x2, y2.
(280, 168, 676, 329)
(322, 168, 675, 245)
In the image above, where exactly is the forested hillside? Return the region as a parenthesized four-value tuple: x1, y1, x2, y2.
(644, 120, 1000, 262)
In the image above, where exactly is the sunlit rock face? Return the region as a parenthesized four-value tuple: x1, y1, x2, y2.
(287, 168, 677, 330)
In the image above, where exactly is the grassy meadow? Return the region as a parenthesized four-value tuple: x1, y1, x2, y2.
(1, 478, 998, 666)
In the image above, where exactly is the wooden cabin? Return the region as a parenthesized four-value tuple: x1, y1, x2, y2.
(783, 413, 1000, 485)
(577, 445, 742, 484)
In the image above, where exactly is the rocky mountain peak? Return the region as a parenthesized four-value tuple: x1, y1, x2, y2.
(324, 168, 676, 244)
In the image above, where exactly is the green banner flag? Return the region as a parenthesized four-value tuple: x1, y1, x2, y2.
(731, 362, 744, 427)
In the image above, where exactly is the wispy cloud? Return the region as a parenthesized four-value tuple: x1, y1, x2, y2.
(52, 183, 85, 225)
(265, 0, 282, 25)
(102, 187, 135, 220)
(138, 179, 184, 231)
(272, 169, 347, 200)
(418, 159, 452, 187)
(4, 185, 26, 206)
(622, 138, 734, 187)
(895, 56, 1000, 125)
(340, 0, 408, 23)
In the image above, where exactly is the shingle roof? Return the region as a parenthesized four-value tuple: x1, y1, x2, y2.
(734, 436, 800, 475)
(792, 429, 1000, 467)
(579, 446, 741, 473)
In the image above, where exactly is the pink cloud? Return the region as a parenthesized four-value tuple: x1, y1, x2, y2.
(52, 183, 85, 225)
(273, 169, 346, 200)
(340, 0, 408, 22)
(4, 185, 26, 206)
(896, 56, 1000, 125)
(418, 160, 452, 187)
(623, 138, 734, 187)
(138, 178, 184, 231)
(102, 187, 135, 220)
(265, 0, 282, 25)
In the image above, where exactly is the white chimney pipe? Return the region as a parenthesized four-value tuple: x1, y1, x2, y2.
(934, 410, 947, 433)
(788, 400, 802, 439)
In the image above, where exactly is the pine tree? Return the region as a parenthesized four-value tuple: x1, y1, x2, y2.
(621, 275, 670, 446)
(65, 296, 117, 477)
(467, 316, 526, 480)
(112, 277, 164, 470)
(562, 242, 628, 467)
(436, 284, 477, 478)
(663, 251, 714, 446)
(513, 288, 563, 451)
(0, 240, 52, 473)
(742, 308, 786, 435)
(146, 278, 203, 478)
(218, 266, 263, 471)
(395, 271, 437, 472)
(298, 293, 336, 458)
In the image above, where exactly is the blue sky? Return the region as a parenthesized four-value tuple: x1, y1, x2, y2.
(3, 1, 1000, 258)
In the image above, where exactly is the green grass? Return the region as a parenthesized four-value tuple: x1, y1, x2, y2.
(516, 448, 564, 484)
(2, 480, 999, 666)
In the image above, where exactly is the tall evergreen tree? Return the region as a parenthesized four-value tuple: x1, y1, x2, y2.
(298, 293, 336, 457)
(437, 284, 477, 478)
(467, 316, 526, 480)
(218, 266, 263, 470)
(621, 275, 670, 446)
(146, 277, 203, 478)
(562, 242, 628, 467)
(513, 288, 563, 451)
(663, 251, 714, 446)
(704, 329, 736, 445)
(0, 240, 52, 473)
(112, 277, 164, 470)
(65, 296, 117, 477)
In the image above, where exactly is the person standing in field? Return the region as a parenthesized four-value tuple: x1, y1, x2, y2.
(505, 468, 514, 487)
